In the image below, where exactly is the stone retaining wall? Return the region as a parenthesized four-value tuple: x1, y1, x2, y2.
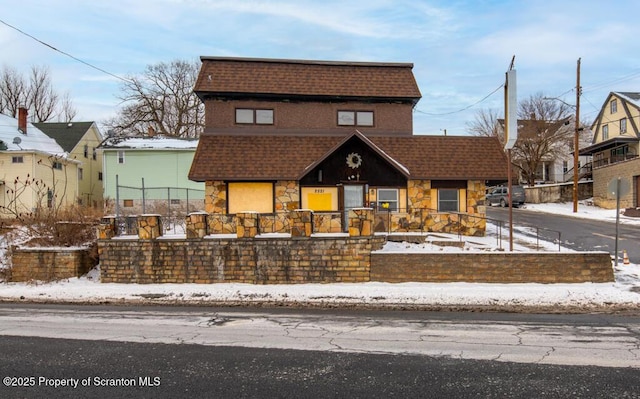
(370, 252, 614, 283)
(99, 236, 386, 284)
(10, 246, 96, 282)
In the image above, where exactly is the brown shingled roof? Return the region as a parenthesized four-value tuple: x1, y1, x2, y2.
(188, 133, 508, 182)
(194, 57, 422, 102)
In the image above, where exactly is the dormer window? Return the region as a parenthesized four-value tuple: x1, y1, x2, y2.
(337, 111, 374, 126)
(235, 108, 273, 125)
(610, 99, 617, 114)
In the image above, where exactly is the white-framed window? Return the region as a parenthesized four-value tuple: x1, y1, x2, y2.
(562, 161, 568, 174)
(376, 188, 399, 211)
(620, 118, 627, 133)
(438, 189, 459, 212)
(52, 162, 63, 170)
(83, 144, 89, 158)
(602, 124, 609, 140)
(610, 99, 617, 114)
(338, 111, 374, 126)
(78, 168, 83, 180)
(12, 156, 23, 163)
(92, 148, 97, 160)
(117, 150, 125, 164)
(235, 108, 274, 125)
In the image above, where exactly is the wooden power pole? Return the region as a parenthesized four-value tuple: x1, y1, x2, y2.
(573, 58, 581, 213)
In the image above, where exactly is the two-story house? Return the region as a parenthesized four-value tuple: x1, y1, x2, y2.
(580, 92, 640, 209)
(188, 56, 508, 235)
(0, 109, 80, 218)
(34, 121, 104, 208)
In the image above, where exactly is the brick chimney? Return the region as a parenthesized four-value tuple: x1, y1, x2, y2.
(18, 107, 27, 134)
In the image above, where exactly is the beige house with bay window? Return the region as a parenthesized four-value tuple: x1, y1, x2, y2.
(580, 92, 640, 209)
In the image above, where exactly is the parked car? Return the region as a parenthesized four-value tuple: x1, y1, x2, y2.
(486, 185, 526, 207)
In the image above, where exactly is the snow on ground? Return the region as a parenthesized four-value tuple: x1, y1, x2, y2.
(1, 200, 639, 312)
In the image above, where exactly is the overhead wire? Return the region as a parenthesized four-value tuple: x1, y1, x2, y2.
(0, 18, 131, 83)
(414, 83, 504, 116)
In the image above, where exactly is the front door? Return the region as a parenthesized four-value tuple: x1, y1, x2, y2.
(342, 184, 365, 232)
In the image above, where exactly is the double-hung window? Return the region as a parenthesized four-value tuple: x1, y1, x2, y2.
(438, 189, 459, 212)
(377, 188, 399, 211)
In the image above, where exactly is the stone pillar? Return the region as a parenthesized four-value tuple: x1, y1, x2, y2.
(186, 211, 208, 238)
(348, 208, 374, 237)
(236, 212, 259, 238)
(97, 216, 117, 239)
(137, 214, 163, 240)
(290, 209, 313, 237)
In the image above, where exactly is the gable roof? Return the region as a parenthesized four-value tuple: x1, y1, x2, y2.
(194, 56, 422, 104)
(497, 118, 572, 139)
(33, 122, 98, 153)
(189, 133, 507, 182)
(614, 91, 640, 109)
(0, 113, 66, 155)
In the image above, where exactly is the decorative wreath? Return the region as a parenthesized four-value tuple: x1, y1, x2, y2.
(346, 152, 362, 169)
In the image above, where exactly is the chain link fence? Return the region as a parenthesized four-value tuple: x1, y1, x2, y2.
(110, 177, 205, 235)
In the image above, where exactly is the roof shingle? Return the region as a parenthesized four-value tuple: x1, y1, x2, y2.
(194, 57, 422, 102)
(188, 133, 508, 182)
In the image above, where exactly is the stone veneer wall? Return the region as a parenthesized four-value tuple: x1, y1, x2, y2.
(11, 247, 96, 282)
(204, 180, 227, 214)
(370, 252, 614, 283)
(377, 179, 486, 236)
(99, 236, 385, 284)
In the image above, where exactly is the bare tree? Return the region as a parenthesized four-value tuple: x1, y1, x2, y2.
(58, 92, 78, 122)
(105, 59, 204, 138)
(467, 108, 502, 141)
(512, 92, 574, 186)
(28, 65, 59, 122)
(0, 65, 26, 117)
(0, 65, 75, 122)
(468, 93, 575, 186)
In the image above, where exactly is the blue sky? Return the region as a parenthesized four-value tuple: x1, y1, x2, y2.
(2, 0, 640, 135)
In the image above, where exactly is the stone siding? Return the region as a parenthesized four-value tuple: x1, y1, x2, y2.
(204, 180, 227, 213)
(11, 247, 96, 282)
(99, 236, 386, 284)
(370, 252, 614, 283)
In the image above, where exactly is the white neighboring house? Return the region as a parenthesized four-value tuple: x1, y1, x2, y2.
(0, 109, 80, 218)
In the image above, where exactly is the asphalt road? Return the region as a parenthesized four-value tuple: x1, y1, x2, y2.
(1, 305, 639, 398)
(1, 335, 639, 399)
(487, 206, 640, 263)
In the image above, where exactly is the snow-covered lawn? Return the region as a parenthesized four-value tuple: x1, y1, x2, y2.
(1, 200, 639, 312)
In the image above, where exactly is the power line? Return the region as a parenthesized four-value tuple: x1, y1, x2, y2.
(414, 83, 504, 116)
(0, 18, 131, 83)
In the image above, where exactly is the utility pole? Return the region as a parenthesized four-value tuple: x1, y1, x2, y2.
(573, 58, 581, 213)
